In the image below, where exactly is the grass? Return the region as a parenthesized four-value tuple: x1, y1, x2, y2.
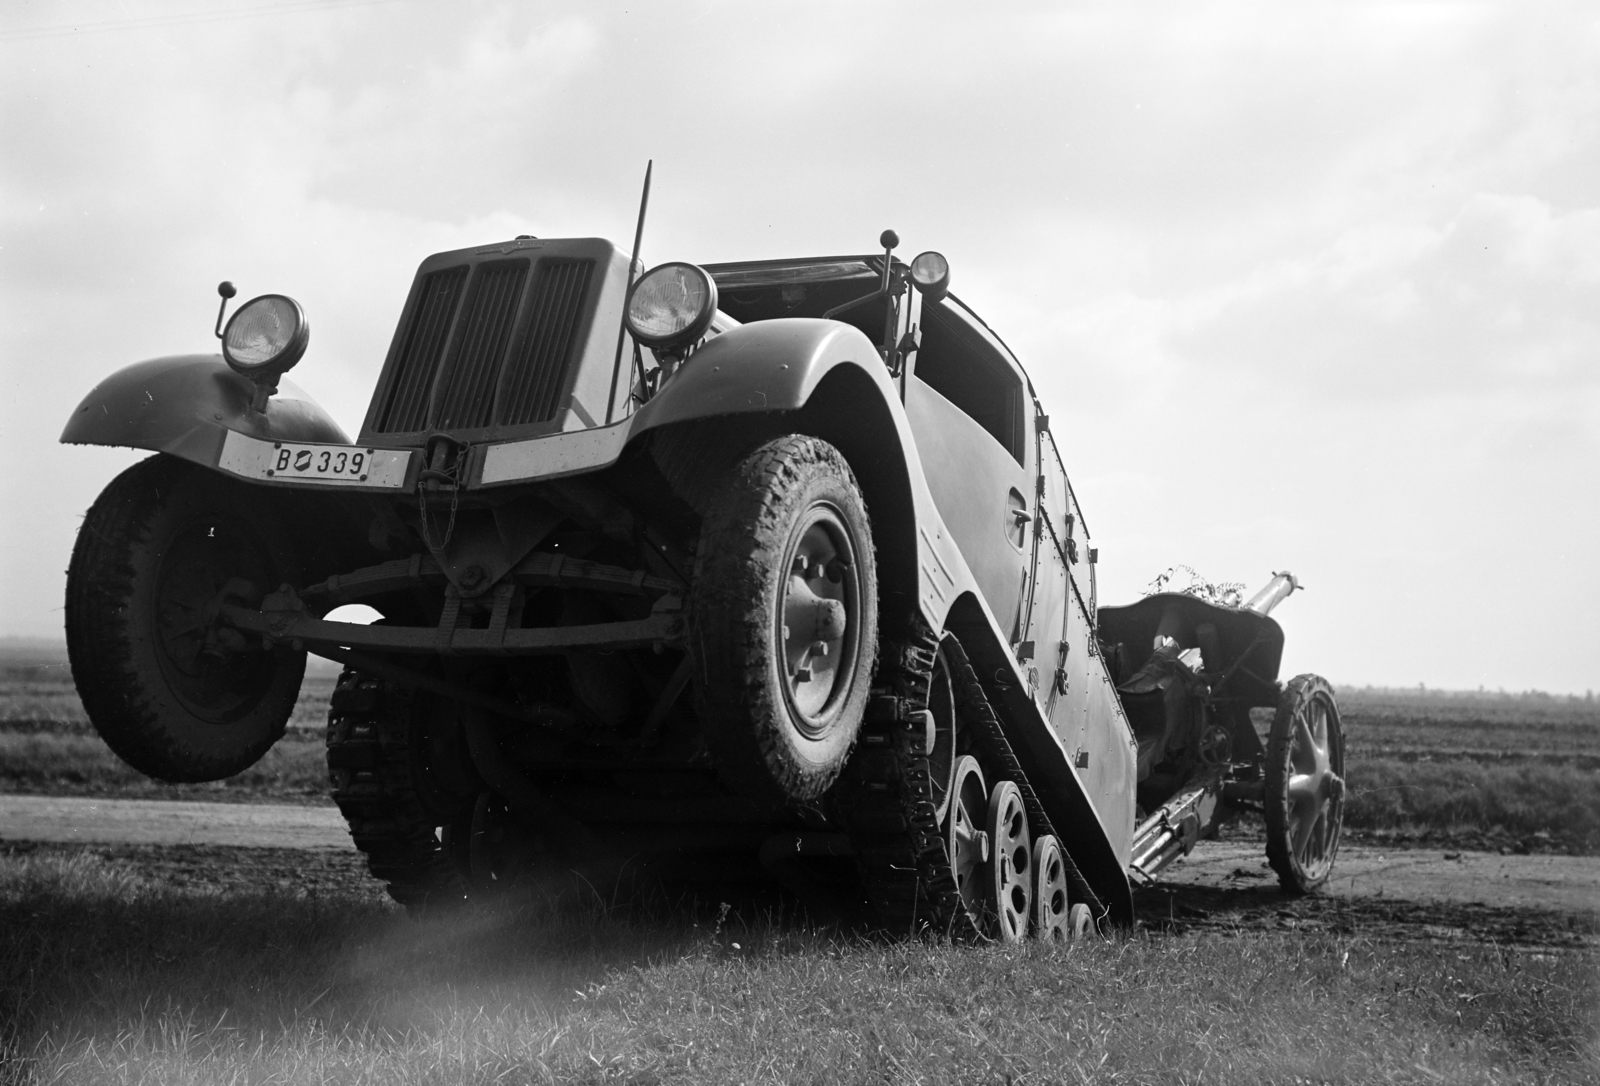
(0, 729, 332, 806)
(1332, 688, 1600, 853)
(1345, 758, 1600, 852)
(0, 661, 336, 735)
(0, 848, 1595, 1085)
(0, 659, 335, 805)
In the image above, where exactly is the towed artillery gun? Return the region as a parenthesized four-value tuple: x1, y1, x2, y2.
(61, 219, 1344, 938)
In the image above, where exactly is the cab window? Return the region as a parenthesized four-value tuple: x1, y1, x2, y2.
(913, 301, 1026, 466)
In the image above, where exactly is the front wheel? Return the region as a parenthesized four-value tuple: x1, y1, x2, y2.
(66, 455, 306, 782)
(1265, 674, 1346, 893)
(690, 435, 879, 806)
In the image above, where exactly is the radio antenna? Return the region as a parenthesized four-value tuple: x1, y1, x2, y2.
(606, 159, 653, 424)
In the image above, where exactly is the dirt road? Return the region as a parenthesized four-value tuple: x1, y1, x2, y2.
(3, 793, 1595, 946)
(1135, 838, 1599, 950)
(0, 793, 349, 849)
(1160, 839, 1600, 916)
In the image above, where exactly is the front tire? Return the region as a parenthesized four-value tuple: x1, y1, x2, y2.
(66, 455, 305, 782)
(690, 435, 879, 805)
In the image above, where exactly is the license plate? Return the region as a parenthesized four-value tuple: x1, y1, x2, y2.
(218, 431, 411, 489)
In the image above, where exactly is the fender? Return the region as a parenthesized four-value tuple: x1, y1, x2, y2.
(60, 355, 349, 467)
(633, 318, 872, 427)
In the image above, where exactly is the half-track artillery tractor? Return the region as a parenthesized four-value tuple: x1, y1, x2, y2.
(61, 220, 1344, 938)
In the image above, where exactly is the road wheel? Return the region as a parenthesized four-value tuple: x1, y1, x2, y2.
(1033, 833, 1070, 942)
(1265, 674, 1346, 893)
(988, 779, 1032, 941)
(65, 455, 305, 782)
(1067, 903, 1095, 939)
(691, 435, 878, 805)
(945, 755, 990, 922)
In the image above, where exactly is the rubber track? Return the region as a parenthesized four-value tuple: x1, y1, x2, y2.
(841, 625, 1105, 937)
(325, 669, 467, 909)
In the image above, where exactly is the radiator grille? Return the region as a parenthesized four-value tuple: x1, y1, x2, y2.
(375, 264, 468, 434)
(435, 260, 529, 430)
(374, 256, 595, 435)
(498, 259, 596, 426)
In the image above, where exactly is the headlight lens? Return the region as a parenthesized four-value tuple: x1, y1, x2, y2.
(909, 251, 950, 303)
(626, 262, 718, 349)
(222, 295, 309, 378)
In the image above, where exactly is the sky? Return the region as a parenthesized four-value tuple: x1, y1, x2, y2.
(2, 0, 1596, 694)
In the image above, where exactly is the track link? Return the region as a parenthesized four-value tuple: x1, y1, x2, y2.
(325, 669, 468, 909)
(840, 625, 1105, 936)
(840, 622, 983, 940)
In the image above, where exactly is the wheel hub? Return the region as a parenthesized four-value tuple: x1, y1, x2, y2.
(152, 517, 278, 723)
(779, 506, 859, 733)
(945, 755, 989, 917)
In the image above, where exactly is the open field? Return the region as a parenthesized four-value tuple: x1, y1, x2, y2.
(1, 843, 1595, 1085)
(1335, 688, 1600, 854)
(1338, 686, 1600, 763)
(4, 643, 1596, 851)
(0, 644, 335, 807)
(0, 642, 338, 736)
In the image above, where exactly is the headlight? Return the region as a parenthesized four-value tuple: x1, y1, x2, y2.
(909, 251, 950, 304)
(222, 295, 309, 380)
(626, 262, 718, 351)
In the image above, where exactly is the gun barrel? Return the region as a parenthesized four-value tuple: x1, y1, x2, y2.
(1243, 571, 1300, 616)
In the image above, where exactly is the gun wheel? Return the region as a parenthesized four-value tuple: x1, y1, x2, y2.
(1265, 674, 1345, 894)
(988, 779, 1032, 942)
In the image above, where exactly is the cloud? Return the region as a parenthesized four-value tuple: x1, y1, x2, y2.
(1, 0, 1595, 691)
